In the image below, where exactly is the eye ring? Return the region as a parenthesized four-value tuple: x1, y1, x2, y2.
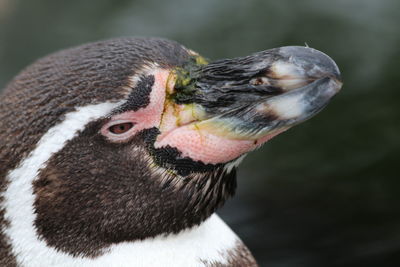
(108, 122, 134, 135)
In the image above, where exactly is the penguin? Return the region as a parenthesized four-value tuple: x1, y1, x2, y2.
(0, 37, 342, 267)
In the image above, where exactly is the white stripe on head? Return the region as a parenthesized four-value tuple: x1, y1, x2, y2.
(2, 102, 238, 266)
(2, 102, 118, 266)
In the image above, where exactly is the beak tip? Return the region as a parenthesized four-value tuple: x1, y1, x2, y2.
(279, 46, 342, 83)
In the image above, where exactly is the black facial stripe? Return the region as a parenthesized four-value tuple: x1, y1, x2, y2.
(115, 75, 155, 113)
(140, 128, 224, 176)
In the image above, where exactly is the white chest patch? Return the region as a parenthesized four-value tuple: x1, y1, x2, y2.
(1, 102, 238, 267)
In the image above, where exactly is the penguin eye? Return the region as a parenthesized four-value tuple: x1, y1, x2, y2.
(108, 122, 134, 134)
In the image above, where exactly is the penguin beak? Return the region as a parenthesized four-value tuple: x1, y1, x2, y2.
(187, 46, 343, 140)
(156, 46, 342, 165)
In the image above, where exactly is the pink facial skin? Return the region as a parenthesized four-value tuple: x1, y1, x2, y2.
(154, 126, 284, 164)
(102, 69, 284, 165)
(101, 69, 169, 142)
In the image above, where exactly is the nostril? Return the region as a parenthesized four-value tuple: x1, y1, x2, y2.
(250, 76, 270, 86)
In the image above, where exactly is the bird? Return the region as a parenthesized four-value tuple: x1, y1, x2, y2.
(0, 37, 342, 267)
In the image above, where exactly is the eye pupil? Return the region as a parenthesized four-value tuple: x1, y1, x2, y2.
(109, 122, 134, 134)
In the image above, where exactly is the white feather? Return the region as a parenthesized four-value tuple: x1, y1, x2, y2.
(223, 155, 246, 174)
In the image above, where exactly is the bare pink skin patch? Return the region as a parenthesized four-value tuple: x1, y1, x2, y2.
(155, 125, 286, 164)
(155, 125, 255, 163)
(102, 68, 285, 165)
(101, 69, 169, 142)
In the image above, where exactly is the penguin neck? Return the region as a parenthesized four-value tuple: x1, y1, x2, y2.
(32, 158, 237, 257)
(2, 102, 238, 259)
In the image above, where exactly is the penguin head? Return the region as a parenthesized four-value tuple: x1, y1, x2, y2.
(0, 37, 341, 256)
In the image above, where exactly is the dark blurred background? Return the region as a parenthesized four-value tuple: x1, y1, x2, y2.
(1, 0, 399, 266)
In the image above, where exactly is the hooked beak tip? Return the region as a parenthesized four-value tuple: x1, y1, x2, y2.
(269, 46, 342, 91)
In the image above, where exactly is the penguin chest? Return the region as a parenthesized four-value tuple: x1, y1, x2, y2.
(86, 214, 243, 267)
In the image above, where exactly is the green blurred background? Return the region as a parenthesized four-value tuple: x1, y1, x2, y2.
(1, 0, 399, 266)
